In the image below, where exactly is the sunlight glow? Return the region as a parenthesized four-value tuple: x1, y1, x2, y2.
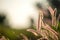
(0, 0, 50, 29)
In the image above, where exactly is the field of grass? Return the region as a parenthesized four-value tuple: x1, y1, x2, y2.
(0, 22, 60, 40)
(0, 6, 60, 40)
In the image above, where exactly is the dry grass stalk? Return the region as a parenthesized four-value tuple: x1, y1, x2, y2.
(57, 14, 60, 24)
(38, 7, 58, 40)
(20, 33, 28, 40)
(41, 22, 58, 40)
(42, 23, 58, 35)
(0, 36, 7, 40)
(26, 6, 59, 40)
(27, 29, 38, 36)
(48, 6, 57, 27)
(37, 9, 44, 32)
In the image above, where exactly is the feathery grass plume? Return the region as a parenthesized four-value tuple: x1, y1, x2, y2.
(48, 6, 57, 27)
(38, 7, 58, 40)
(37, 9, 44, 32)
(20, 33, 28, 40)
(41, 23, 58, 40)
(26, 9, 45, 39)
(57, 14, 60, 25)
(42, 23, 58, 35)
(42, 23, 58, 40)
(27, 7, 59, 40)
(27, 29, 38, 36)
(0, 36, 7, 40)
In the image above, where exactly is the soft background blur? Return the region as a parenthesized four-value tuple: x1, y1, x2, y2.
(0, 0, 60, 40)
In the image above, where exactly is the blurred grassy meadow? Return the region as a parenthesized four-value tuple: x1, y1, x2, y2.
(0, 0, 60, 40)
(0, 24, 41, 40)
(0, 21, 60, 40)
(0, 9, 60, 40)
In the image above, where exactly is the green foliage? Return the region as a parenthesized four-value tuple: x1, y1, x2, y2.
(57, 22, 60, 32)
(0, 25, 42, 40)
(51, 22, 60, 32)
